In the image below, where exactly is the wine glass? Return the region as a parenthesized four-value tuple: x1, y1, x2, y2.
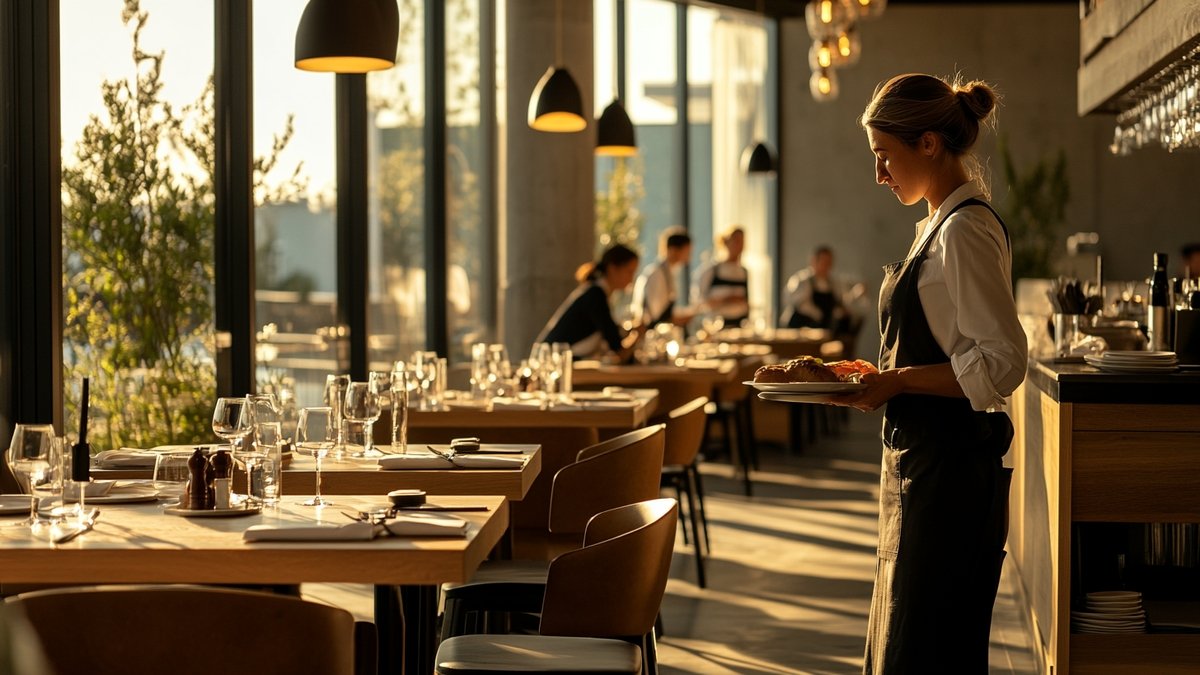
(343, 381, 382, 458)
(296, 407, 335, 507)
(6, 424, 58, 527)
(323, 374, 350, 456)
(213, 397, 253, 501)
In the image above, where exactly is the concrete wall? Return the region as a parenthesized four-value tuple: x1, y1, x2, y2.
(779, 3, 1200, 360)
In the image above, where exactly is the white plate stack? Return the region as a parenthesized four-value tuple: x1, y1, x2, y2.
(1071, 591, 1147, 634)
(1084, 351, 1179, 373)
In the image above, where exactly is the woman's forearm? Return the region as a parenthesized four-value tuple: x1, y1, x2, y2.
(890, 362, 965, 398)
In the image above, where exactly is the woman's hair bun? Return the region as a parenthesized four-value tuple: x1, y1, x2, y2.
(955, 81, 997, 122)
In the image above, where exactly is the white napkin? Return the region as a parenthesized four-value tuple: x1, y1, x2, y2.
(489, 398, 544, 411)
(377, 454, 525, 470)
(381, 512, 469, 537)
(93, 449, 160, 469)
(63, 480, 115, 499)
(581, 400, 639, 409)
(444, 399, 488, 410)
(243, 521, 376, 543)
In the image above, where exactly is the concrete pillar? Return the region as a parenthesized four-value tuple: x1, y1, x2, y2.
(500, 0, 595, 359)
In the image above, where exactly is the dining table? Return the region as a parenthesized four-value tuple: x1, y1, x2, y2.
(0, 494, 508, 675)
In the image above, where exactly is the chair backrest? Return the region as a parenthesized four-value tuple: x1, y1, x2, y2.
(8, 585, 358, 675)
(662, 396, 707, 467)
(574, 423, 660, 463)
(549, 425, 665, 535)
(540, 498, 678, 639)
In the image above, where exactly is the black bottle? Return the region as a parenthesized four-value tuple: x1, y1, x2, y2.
(1147, 253, 1169, 350)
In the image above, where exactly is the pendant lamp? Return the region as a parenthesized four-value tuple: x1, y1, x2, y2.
(529, 0, 587, 132)
(596, 99, 637, 156)
(295, 0, 399, 73)
(742, 141, 778, 174)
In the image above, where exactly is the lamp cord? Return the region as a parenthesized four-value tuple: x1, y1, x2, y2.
(555, 0, 563, 66)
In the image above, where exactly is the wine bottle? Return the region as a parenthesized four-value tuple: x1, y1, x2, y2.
(1147, 253, 1169, 350)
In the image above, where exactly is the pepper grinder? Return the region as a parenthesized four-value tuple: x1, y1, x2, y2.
(186, 449, 209, 510)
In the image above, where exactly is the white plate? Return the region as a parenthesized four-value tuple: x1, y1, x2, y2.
(0, 495, 33, 516)
(757, 392, 848, 405)
(64, 485, 160, 504)
(164, 504, 263, 518)
(1087, 590, 1142, 600)
(744, 381, 866, 394)
(1104, 351, 1177, 360)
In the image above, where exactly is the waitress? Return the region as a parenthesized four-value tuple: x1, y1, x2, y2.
(536, 244, 644, 362)
(692, 225, 750, 326)
(842, 74, 1028, 673)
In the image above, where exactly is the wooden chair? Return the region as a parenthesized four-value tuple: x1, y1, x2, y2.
(8, 585, 373, 675)
(440, 425, 666, 640)
(706, 357, 760, 496)
(662, 396, 710, 588)
(435, 499, 679, 675)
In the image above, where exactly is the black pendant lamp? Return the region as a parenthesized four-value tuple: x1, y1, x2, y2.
(295, 0, 399, 73)
(742, 141, 778, 174)
(596, 99, 636, 156)
(528, 0, 587, 132)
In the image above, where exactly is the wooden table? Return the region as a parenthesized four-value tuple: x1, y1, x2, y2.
(715, 327, 842, 361)
(405, 389, 659, 430)
(0, 494, 508, 675)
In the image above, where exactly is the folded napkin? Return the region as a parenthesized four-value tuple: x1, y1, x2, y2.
(63, 480, 115, 499)
(377, 453, 526, 470)
(244, 521, 376, 543)
(381, 512, 470, 537)
(93, 449, 160, 469)
(445, 399, 488, 410)
(581, 400, 640, 409)
(489, 398, 544, 411)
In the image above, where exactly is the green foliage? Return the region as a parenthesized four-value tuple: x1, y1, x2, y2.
(996, 136, 1069, 282)
(62, 0, 299, 450)
(595, 157, 646, 256)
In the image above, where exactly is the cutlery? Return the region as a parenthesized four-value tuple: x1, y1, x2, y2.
(53, 508, 100, 545)
(343, 505, 490, 523)
(425, 445, 462, 466)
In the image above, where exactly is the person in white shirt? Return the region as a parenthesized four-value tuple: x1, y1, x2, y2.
(840, 73, 1028, 674)
(632, 227, 693, 328)
(691, 225, 749, 326)
(781, 245, 862, 331)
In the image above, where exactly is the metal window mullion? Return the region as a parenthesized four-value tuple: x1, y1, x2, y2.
(479, 0, 498, 344)
(336, 74, 369, 380)
(425, 0, 449, 356)
(214, 0, 255, 397)
(676, 1, 691, 297)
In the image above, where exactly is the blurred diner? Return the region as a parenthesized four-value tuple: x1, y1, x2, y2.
(535, 244, 645, 362)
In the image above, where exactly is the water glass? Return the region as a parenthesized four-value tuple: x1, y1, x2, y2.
(253, 422, 283, 506)
(212, 397, 252, 450)
(323, 374, 350, 456)
(390, 369, 410, 454)
(344, 381, 382, 457)
(152, 449, 192, 505)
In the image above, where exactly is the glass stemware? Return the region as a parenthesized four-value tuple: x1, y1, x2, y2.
(6, 424, 58, 527)
(343, 381, 382, 458)
(212, 397, 253, 502)
(296, 407, 335, 507)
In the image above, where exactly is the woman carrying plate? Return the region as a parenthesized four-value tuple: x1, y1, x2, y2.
(838, 74, 1027, 674)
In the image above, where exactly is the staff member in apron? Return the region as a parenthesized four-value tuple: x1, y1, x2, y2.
(537, 244, 644, 362)
(692, 225, 750, 326)
(632, 227, 694, 328)
(839, 74, 1028, 674)
(782, 245, 858, 331)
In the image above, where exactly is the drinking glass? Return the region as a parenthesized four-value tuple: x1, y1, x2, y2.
(389, 368, 410, 454)
(552, 343, 573, 397)
(296, 407, 335, 507)
(212, 397, 252, 449)
(343, 381, 382, 458)
(152, 450, 192, 505)
(6, 424, 58, 526)
(470, 343, 490, 401)
(412, 352, 439, 410)
(323, 374, 350, 456)
(253, 421, 283, 505)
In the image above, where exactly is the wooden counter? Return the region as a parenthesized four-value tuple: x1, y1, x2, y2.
(1010, 360, 1200, 674)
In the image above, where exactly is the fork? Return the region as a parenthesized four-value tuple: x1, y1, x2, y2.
(424, 445, 461, 467)
(52, 508, 100, 545)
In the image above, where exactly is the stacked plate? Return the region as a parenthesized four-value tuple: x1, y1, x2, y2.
(1084, 350, 1179, 373)
(1072, 591, 1146, 634)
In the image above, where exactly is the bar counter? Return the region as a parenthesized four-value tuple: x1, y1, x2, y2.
(1009, 360, 1200, 674)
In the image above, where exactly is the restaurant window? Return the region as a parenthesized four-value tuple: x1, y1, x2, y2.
(687, 6, 718, 270)
(253, 0, 340, 409)
(445, 0, 492, 362)
(61, 0, 215, 450)
(367, 0, 428, 371)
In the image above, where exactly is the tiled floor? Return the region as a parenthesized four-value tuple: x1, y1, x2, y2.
(304, 409, 1041, 674)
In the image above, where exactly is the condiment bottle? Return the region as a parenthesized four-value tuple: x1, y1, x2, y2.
(186, 449, 209, 510)
(211, 449, 233, 509)
(1148, 253, 1170, 350)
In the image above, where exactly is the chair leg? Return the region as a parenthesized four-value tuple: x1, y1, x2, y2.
(643, 630, 660, 675)
(730, 409, 752, 497)
(742, 398, 760, 470)
(720, 408, 736, 469)
(655, 611, 665, 638)
(690, 464, 712, 555)
(683, 479, 706, 589)
(673, 478, 690, 546)
(788, 405, 805, 455)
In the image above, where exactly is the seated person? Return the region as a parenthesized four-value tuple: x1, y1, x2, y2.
(782, 245, 860, 331)
(632, 227, 694, 328)
(692, 225, 750, 327)
(536, 244, 645, 362)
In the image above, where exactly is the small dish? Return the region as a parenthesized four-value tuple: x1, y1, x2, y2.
(164, 504, 263, 518)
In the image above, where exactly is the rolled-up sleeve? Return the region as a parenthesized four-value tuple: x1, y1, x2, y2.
(940, 214, 1029, 410)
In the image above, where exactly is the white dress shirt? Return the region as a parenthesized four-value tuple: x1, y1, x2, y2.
(904, 181, 1028, 411)
(691, 259, 749, 321)
(632, 259, 674, 325)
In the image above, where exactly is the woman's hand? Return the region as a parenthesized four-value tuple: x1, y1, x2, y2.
(830, 370, 905, 412)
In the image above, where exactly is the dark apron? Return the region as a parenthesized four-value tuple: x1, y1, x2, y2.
(649, 298, 675, 328)
(864, 198, 1015, 675)
(710, 267, 749, 326)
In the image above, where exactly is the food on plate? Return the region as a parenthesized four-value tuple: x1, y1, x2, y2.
(753, 357, 879, 384)
(825, 359, 880, 382)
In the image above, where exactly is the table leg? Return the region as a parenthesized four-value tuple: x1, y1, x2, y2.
(374, 585, 403, 674)
(400, 584, 438, 675)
